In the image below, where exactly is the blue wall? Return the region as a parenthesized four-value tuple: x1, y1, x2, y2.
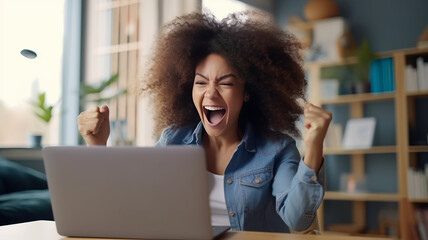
(273, 0, 428, 52)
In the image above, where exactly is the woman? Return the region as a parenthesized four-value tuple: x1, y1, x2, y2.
(77, 11, 331, 233)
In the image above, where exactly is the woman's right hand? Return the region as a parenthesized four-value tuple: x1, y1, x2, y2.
(77, 105, 110, 146)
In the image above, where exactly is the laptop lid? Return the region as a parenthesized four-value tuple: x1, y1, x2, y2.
(42, 146, 214, 240)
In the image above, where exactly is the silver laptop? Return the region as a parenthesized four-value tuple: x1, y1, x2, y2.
(42, 146, 229, 240)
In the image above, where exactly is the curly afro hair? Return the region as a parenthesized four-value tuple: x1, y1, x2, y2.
(141, 10, 307, 139)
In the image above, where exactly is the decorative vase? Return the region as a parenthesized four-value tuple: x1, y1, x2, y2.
(336, 31, 356, 59)
(354, 81, 370, 94)
(304, 0, 339, 21)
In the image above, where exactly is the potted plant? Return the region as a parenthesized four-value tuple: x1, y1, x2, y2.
(350, 40, 377, 93)
(321, 65, 358, 95)
(30, 92, 54, 147)
(79, 73, 126, 107)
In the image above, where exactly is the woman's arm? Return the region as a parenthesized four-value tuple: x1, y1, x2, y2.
(302, 103, 332, 173)
(273, 103, 331, 231)
(272, 144, 325, 231)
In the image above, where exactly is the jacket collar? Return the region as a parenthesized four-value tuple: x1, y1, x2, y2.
(183, 122, 204, 145)
(183, 121, 256, 152)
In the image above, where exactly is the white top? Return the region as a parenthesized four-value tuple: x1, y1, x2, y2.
(207, 172, 230, 226)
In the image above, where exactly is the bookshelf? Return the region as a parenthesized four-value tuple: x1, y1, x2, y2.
(308, 47, 428, 239)
(324, 146, 397, 155)
(396, 48, 428, 240)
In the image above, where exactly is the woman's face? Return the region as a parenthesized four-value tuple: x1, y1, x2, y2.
(192, 53, 247, 138)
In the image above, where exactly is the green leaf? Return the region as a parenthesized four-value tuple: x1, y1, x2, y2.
(80, 74, 126, 105)
(87, 89, 128, 103)
(99, 73, 119, 91)
(35, 111, 52, 123)
(351, 39, 377, 82)
(32, 92, 54, 123)
(81, 84, 100, 94)
(38, 92, 45, 108)
(80, 73, 119, 95)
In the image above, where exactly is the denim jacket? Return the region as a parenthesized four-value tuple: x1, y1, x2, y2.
(156, 121, 325, 233)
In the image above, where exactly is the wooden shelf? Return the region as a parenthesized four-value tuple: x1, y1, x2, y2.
(408, 198, 428, 203)
(307, 47, 427, 69)
(406, 90, 428, 97)
(324, 146, 397, 155)
(398, 46, 428, 56)
(309, 57, 358, 68)
(307, 50, 397, 69)
(324, 191, 400, 202)
(321, 92, 395, 105)
(409, 146, 428, 152)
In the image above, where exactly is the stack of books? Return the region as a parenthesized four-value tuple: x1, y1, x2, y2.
(408, 165, 428, 199)
(405, 56, 428, 92)
(414, 208, 428, 240)
(369, 58, 395, 93)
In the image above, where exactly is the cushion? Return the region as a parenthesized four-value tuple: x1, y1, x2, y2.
(0, 189, 53, 225)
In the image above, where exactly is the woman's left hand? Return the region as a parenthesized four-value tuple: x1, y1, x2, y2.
(302, 103, 332, 173)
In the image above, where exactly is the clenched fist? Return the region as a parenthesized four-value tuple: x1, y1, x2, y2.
(303, 103, 332, 173)
(77, 105, 110, 146)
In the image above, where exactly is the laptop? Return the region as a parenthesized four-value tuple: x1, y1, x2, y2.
(42, 146, 230, 240)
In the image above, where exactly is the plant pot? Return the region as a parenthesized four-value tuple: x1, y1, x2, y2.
(304, 0, 339, 21)
(355, 81, 370, 94)
(28, 134, 42, 148)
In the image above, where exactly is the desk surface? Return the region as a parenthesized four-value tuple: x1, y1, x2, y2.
(0, 221, 392, 240)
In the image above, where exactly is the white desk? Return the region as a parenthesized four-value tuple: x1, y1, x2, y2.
(0, 221, 393, 240)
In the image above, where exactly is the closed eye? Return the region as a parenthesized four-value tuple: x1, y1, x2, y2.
(195, 81, 207, 85)
(220, 82, 233, 86)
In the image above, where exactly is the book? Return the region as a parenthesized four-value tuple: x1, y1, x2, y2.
(407, 167, 428, 199)
(415, 209, 428, 240)
(382, 58, 394, 92)
(425, 62, 428, 90)
(369, 58, 395, 93)
(408, 168, 415, 198)
(406, 65, 418, 92)
(412, 224, 421, 240)
(370, 60, 381, 93)
(423, 209, 428, 235)
(381, 59, 388, 92)
(342, 117, 376, 149)
(417, 57, 427, 90)
(387, 58, 395, 91)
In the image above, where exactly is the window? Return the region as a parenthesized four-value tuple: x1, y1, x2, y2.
(203, 0, 251, 19)
(0, 0, 65, 147)
(83, 0, 140, 146)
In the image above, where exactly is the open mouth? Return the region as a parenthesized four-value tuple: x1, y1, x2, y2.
(203, 106, 226, 125)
